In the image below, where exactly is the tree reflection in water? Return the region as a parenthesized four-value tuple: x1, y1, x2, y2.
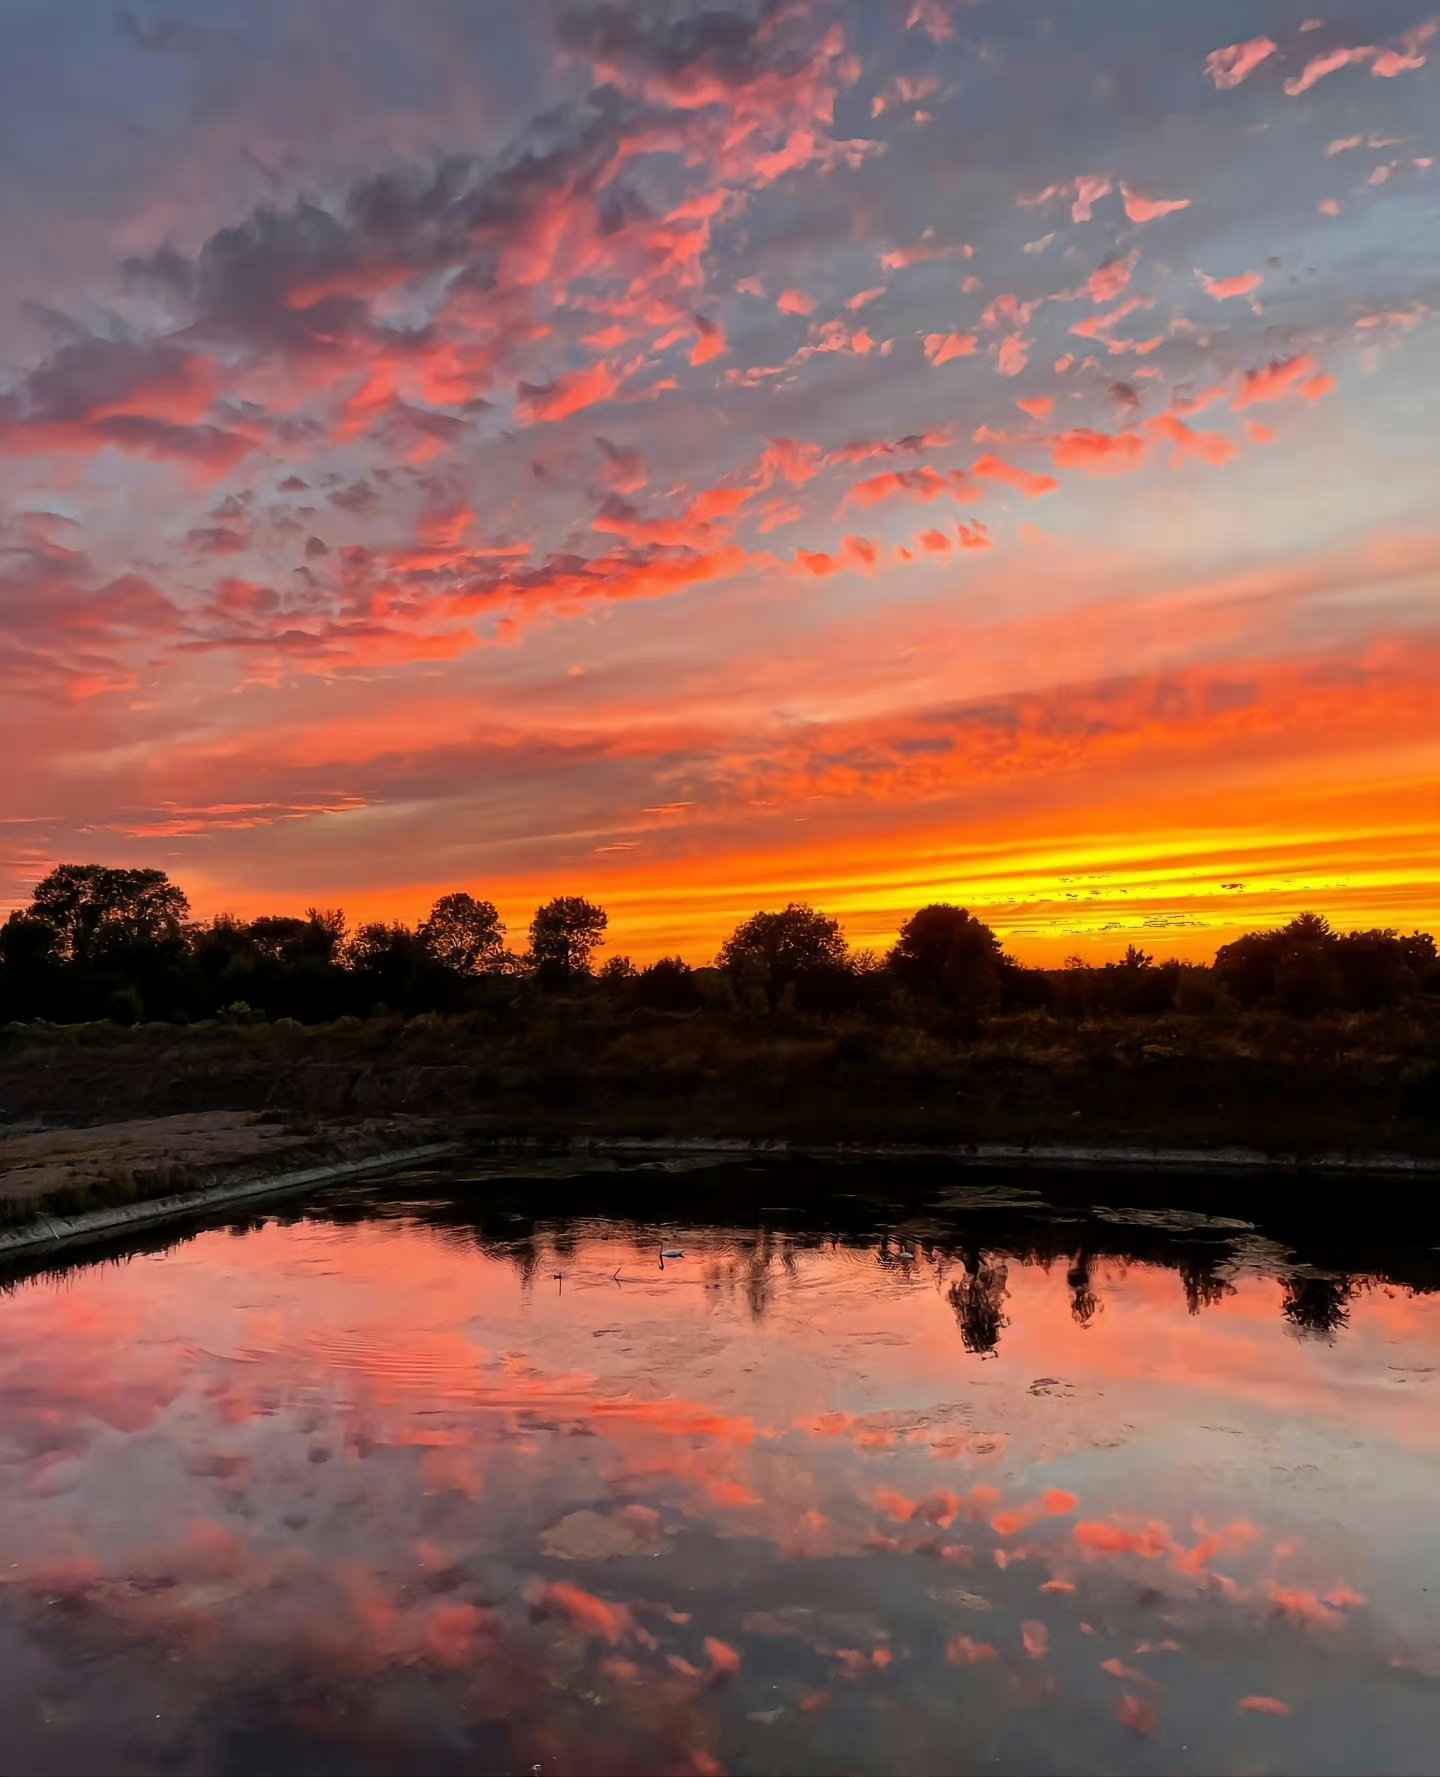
(948, 1247, 1009, 1355)
(1281, 1273, 1355, 1340)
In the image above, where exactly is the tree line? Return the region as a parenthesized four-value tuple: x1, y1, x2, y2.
(0, 863, 1434, 1027)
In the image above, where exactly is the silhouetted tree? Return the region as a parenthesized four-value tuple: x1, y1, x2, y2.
(2, 862, 1435, 1038)
(635, 955, 700, 1012)
(718, 903, 848, 1011)
(29, 864, 189, 965)
(301, 906, 347, 960)
(529, 896, 608, 983)
(345, 921, 438, 1011)
(1214, 912, 1337, 1012)
(0, 911, 61, 1020)
(887, 904, 1005, 1008)
(0, 910, 58, 972)
(1102, 944, 1180, 1014)
(1331, 928, 1437, 1011)
(420, 892, 505, 975)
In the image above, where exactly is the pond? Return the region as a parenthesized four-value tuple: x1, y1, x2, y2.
(0, 1157, 1436, 1776)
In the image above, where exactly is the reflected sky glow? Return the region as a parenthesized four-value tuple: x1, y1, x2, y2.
(0, 1165, 1436, 1774)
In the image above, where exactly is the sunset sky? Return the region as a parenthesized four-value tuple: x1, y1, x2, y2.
(2, 0, 1436, 964)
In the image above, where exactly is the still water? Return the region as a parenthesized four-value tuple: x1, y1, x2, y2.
(0, 1158, 1436, 1777)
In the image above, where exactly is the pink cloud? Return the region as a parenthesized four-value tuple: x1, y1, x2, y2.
(880, 231, 964, 271)
(1284, 45, 1377, 95)
(924, 331, 979, 365)
(778, 288, 816, 316)
(1196, 269, 1264, 301)
(1071, 174, 1113, 222)
(906, 0, 954, 44)
(690, 316, 728, 366)
(1089, 252, 1138, 303)
(1146, 412, 1238, 467)
(1120, 186, 1192, 223)
(794, 534, 881, 577)
(1051, 427, 1149, 475)
(1371, 46, 1427, 75)
(1204, 37, 1278, 88)
(1017, 396, 1053, 419)
(826, 427, 952, 465)
(972, 454, 1058, 498)
(983, 294, 1043, 330)
(843, 465, 979, 509)
(996, 334, 1030, 376)
(1070, 294, 1155, 340)
(516, 361, 623, 423)
(1231, 354, 1334, 409)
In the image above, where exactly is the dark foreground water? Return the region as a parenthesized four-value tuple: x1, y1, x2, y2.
(0, 1158, 1436, 1777)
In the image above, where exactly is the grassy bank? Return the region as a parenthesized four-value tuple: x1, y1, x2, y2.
(2, 1001, 1435, 1163)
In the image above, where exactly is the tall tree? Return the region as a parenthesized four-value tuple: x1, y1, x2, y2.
(718, 903, 848, 1009)
(420, 892, 505, 974)
(887, 904, 1004, 1007)
(529, 897, 608, 981)
(29, 864, 189, 964)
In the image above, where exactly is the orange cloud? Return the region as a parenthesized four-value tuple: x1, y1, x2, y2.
(1071, 174, 1113, 221)
(1197, 269, 1264, 301)
(843, 465, 979, 508)
(1051, 428, 1148, 474)
(1285, 45, 1377, 95)
(880, 230, 964, 270)
(525, 1580, 636, 1644)
(690, 315, 728, 365)
(1120, 186, 1192, 223)
(1115, 1695, 1158, 1736)
(1070, 294, 1154, 340)
(946, 1635, 998, 1666)
(1204, 37, 1278, 88)
(1146, 412, 1238, 467)
(972, 454, 1058, 498)
(925, 331, 978, 365)
(1089, 252, 1138, 303)
(1231, 355, 1331, 410)
(516, 361, 623, 423)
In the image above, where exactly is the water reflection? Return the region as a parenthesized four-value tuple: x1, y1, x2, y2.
(0, 1157, 1436, 1776)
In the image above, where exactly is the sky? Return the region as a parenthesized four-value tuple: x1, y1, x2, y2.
(0, 0, 1436, 965)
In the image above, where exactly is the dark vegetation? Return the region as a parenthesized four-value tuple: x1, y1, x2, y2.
(1, 865, 1436, 1156)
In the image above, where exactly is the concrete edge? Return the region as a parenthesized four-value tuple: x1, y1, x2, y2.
(0, 1141, 460, 1260)
(467, 1132, 1440, 1177)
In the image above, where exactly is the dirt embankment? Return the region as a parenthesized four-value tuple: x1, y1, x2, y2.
(0, 1107, 450, 1231)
